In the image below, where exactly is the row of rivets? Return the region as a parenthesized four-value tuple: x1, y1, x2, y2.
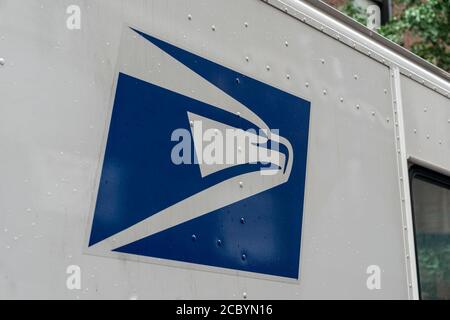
(260, 0, 449, 99)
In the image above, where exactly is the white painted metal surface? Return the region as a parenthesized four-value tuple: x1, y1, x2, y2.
(0, 0, 448, 299)
(401, 76, 450, 174)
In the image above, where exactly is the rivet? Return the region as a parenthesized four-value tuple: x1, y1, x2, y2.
(386, 118, 390, 123)
(284, 41, 289, 47)
(368, 51, 371, 56)
(286, 74, 290, 80)
(409, 283, 412, 288)
(190, 121, 194, 128)
(245, 56, 249, 62)
(217, 239, 222, 246)
(371, 111, 375, 116)
(240, 217, 245, 224)
(241, 253, 247, 261)
(243, 292, 247, 299)
(211, 25, 216, 31)
(336, 35, 340, 40)
(187, 14, 192, 20)
(352, 42, 356, 48)
(323, 89, 327, 95)
(406, 255, 410, 259)
(404, 226, 407, 230)
(239, 181, 243, 188)
(356, 104, 360, 110)
(305, 82, 310, 88)
(237, 111, 241, 117)
(266, 65, 270, 71)
(0, 57, 5, 66)
(339, 97, 344, 102)
(413, 129, 417, 134)
(427, 134, 430, 139)
(244, 22, 249, 28)
(320, 59, 325, 64)
(424, 107, 427, 112)
(236, 77, 240, 84)
(320, 26, 324, 32)
(384, 89, 388, 94)
(301, 17, 306, 22)
(354, 74, 358, 80)
(191, 234, 197, 241)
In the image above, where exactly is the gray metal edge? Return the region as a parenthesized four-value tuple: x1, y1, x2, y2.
(302, 0, 449, 82)
(260, 0, 450, 98)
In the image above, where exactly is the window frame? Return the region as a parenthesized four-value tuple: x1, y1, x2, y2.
(409, 164, 450, 300)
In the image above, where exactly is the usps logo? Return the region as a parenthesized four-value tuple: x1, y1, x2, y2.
(87, 27, 310, 280)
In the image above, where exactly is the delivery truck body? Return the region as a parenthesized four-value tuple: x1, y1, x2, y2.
(0, 0, 449, 299)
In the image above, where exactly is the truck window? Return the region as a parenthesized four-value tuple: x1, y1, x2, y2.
(410, 166, 450, 300)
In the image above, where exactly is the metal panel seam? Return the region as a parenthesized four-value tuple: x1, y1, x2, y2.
(390, 66, 419, 300)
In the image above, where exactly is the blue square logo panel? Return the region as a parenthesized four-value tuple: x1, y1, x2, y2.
(88, 27, 310, 280)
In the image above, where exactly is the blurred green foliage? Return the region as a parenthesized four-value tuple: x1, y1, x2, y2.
(340, 1, 368, 24)
(416, 234, 450, 300)
(339, 0, 450, 72)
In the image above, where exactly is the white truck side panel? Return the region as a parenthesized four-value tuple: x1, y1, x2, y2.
(0, 0, 446, 299)
(401, 76, 450, 174)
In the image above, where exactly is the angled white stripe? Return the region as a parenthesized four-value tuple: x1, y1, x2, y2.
(118, 27, 269, 130)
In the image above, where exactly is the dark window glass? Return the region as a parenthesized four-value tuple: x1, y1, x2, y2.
(411, 167, 450, 300)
